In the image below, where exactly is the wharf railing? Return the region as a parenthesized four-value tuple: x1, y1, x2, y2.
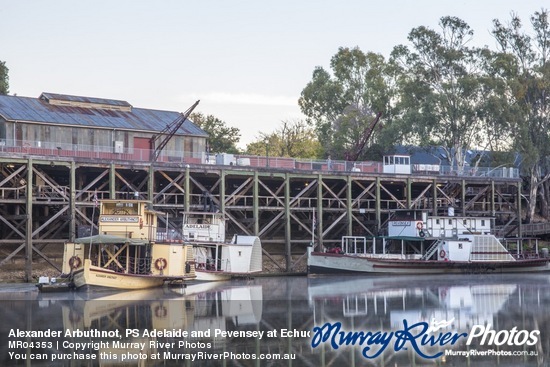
(0, 139, 519, 178)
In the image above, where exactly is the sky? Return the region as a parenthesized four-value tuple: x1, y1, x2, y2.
(0, 1, 545, 148)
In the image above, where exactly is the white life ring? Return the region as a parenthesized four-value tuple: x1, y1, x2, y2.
(416, 222, 423, 230)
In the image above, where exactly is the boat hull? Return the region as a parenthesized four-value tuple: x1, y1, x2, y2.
(194, 270, 261, 282)
(308, 251, 550, 275)
(73, 261, 189, 290)
(194, 270, 233, 282)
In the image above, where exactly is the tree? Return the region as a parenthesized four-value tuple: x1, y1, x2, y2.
(0, 61, 8, 95)
(246, 119, 321, 158)
(299, 47, 396, 160)
(390, 16, 493, 171)
(489, 10, 550, 222)
(190, 112, 241, 154)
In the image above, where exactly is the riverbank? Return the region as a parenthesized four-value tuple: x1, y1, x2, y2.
(0, 254, 307, 284)
(0, 259, 60, 283)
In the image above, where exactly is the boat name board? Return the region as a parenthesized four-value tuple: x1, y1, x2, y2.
(100, 216, 139, 223)
(184, 224, 211, 229)
(391, 221, 411, 226)
(94, 273, 117, 279)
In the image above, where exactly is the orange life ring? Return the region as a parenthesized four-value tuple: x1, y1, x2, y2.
(69, 256, 82, 269)
(439, 249, 446, 258)
(416, 222, 423, 230)
(155, 258, 167, 270)
(154, 305, 167, 318)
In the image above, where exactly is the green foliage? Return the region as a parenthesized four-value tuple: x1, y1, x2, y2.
(390, 16, 494, 170)
(246, 120, 321, 158)
(190, 112, 241, 154)
(489, 9, 550, 221)
(0, 61, 8, 95)
(299, 47, 398, 160)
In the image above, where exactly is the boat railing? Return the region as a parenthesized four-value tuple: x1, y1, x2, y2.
(93, 255, 152, 274)
(422, 241, 440, 260)
(375, 254, 424, 260)
(195, 255, 229, 271)
(341, 236, 369, 255)
(511, 252, 541, 260)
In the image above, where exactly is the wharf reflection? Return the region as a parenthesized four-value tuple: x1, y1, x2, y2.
(308, 274, 550, 366)
(61, 282, 263, 365)
(1, 282, 263, 366)
(1, 274, 549, 366)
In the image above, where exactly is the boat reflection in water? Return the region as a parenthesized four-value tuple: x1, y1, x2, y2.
(308, 274, 549, 366)
(57, 282, 262, 366)
(2, 274, 549, 366)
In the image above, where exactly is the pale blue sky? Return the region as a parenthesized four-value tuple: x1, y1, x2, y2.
(0, 1, 544, 147)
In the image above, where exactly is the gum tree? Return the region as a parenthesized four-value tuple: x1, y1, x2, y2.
(299, 47, 395, 160)
(390, 17, 490, 171)
(490, 10, 550, 222)
(190, 112, 241, 154)
(246, 119, 321, 158)
(0, 61, 8, 95)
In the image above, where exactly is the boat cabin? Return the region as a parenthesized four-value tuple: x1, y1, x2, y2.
(183, 212, 226, 243)
(99, 200, 160, 241)
(427, 216, 492, 238)
(182, 212, 262, 274)
(388, 209, 493, 239)
(383, 154, 411, 174)
(388, 210, 427, 238)
(437, 236, 515, 262)
(61, 199, 195, 280)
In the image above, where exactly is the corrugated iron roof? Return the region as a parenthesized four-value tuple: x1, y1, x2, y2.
(0, 93, 208, 137)
(40, 92, 132, 108)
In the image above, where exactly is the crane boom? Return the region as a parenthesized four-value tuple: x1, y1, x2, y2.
(150, 100, 200, 162)
(346, 112, 382, 162)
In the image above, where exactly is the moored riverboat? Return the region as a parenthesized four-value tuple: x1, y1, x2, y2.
(182, 211, 262, 281)
(308, 209, 550, 275)
(52, 199, 196, 290)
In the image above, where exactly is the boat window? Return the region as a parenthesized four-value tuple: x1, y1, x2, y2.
(458, 243, 463, 249)
(448, 219, 452, 225)
(436, 219, 440, 225)
(103, 201, 138, 215)
(463, 220, 467, 226)
(481, 219, 485, 226)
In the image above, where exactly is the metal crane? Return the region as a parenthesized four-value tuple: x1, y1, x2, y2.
(150, 100, 200, 162)
(345, 111, 382, 162)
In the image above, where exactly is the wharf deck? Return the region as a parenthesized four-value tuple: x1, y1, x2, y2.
(0, 155, 523, 281)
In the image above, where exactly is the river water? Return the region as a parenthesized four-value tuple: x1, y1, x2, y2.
(0, 273, 548, 366)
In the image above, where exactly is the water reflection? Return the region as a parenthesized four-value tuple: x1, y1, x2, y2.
(308, 274, 549, 366)
(0, 274, 549, 366)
